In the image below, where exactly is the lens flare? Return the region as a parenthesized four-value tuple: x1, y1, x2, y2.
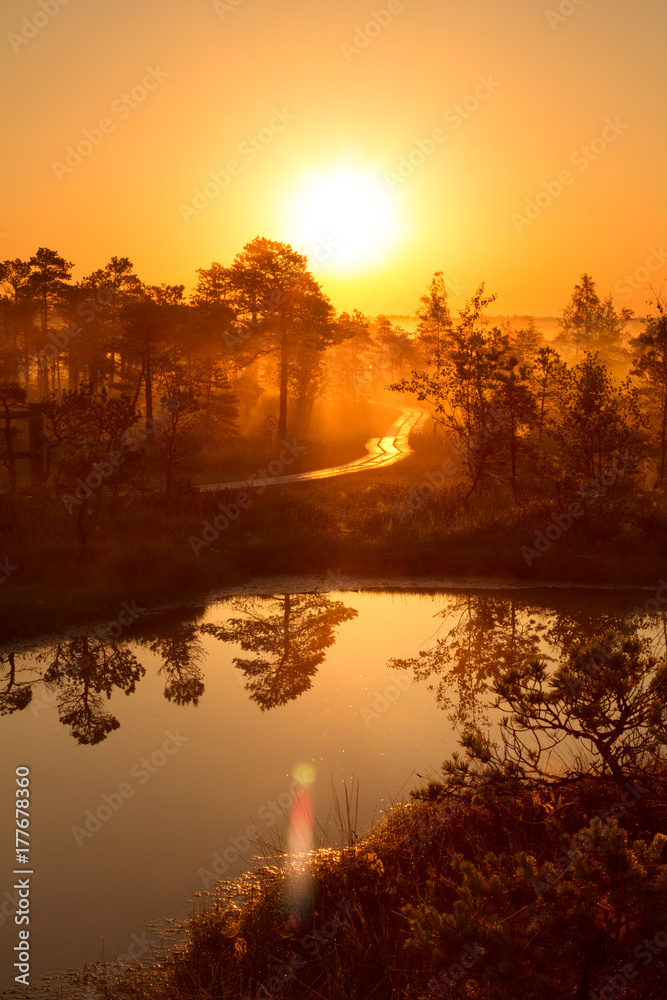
(286, 762, 316, 916)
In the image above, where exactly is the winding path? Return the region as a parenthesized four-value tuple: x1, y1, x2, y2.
(197, 404, 428, 493)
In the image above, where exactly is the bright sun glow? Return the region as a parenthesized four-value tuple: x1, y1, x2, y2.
(285, 165, 402, 274)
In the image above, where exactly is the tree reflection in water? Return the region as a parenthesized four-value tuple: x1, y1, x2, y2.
(201, 593, 358, 710)
(139, 623, 206, 706)
(388, 590, 667, 728)
(36, 637, 144, 745)
(0, 594, 358, 742)
(0, 652, 33, 715)
(389, 594, 548, 727)
(3, 589, 664, 744)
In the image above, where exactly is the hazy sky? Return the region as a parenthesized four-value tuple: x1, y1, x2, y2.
(2, 0, 666, 316)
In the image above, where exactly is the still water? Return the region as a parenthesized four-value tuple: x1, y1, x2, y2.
(0, 583, 663, 992)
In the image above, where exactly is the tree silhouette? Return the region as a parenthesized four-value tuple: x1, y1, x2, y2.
(391, 285, 521, 498)
(227, 238, 334, 438)
(489, 633, 667, 785)
(192, 261, 233, 307)
(201, 593, 358, 710)
(416, 271, 452, 364)
(61, 256, 143, 392)
(559, 273, 602, 353)
(37, 637, 144, 745)
(27, 247, 73, 395)
(540, 599, 635, 659)
(631, 297, 667, 486)
(151, 374, 200, 490)
(41, 384, 139, 556)
(373, 316, 416, 383)
(327, 310, 374, 404)
(530, 345, 568, 444)
(549, 352, 645, 484)
(0, 259, 32, 385)
(490, 350, 538, 493)
(120, 286, 186, 434)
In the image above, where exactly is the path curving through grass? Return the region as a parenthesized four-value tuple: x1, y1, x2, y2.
(197, 404, 428, 493)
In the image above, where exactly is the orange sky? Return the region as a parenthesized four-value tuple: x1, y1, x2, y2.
(2, 0, 666, 318)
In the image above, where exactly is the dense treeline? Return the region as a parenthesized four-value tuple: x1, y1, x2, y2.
(1, 238, 664, 506)
(390, 275, 667, 505)
(1, 241, 663, 504)
(0, 239, 434, 504)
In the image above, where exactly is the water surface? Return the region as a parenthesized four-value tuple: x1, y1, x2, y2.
(0, 583, 662, 992)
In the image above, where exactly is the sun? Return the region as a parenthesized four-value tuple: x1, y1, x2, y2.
(284, 164, 403, 274)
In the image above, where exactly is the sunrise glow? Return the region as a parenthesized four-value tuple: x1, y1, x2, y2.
(285, 164, 403, 273)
